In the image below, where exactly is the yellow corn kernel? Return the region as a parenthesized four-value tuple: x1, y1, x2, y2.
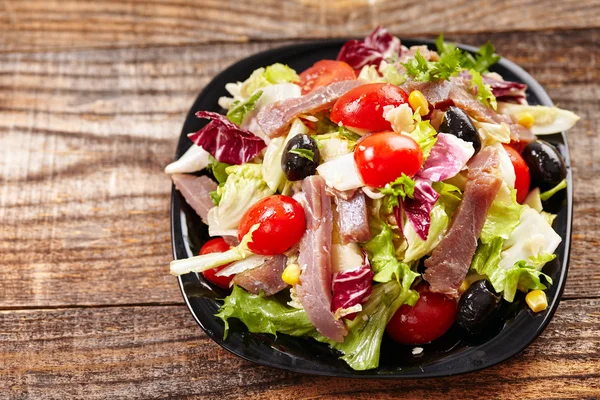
(459, 279, 470, 293)
(408, 90, 430, 116)
(526, 290, 548, 313)
(517, 112, 535, 128)
(282, 263, 301, 286)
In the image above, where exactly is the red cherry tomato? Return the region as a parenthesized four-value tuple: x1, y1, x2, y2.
(386, 285, 457, 345)
(330, 83, 409, 132)
(503, 144, 531, 204)
(238, 195, 306, 255)
(299, 60, 356, 94)
(199, 238, 234, 289)
(354, 131, 423, 187)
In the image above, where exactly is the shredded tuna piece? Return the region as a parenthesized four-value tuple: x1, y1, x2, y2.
(296, 176, 348, 342)
(332, 190, 371, 244)
(257, 80, 361, 138)
(171, 174, 217, 222)
(233, 255, 288, 296)
(424, 146, 503, 297)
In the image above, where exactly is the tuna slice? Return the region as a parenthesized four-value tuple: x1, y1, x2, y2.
(233, 254, 288, 296)
(402, 79, 452, 108)
(448, 80, 534, 143)
(424, 146, 503, 297)
(257, 80, 361, 138)
(296, 176, 348, 342)
(332, 190, 371, 244)
(171, 174, 217, 222)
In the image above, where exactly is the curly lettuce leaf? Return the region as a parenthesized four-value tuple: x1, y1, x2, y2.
(469, 69, 497, 110)
(435, 34, 500, 74)
(216, 285, 316, 338)
(403, 49, 462, 82)
(243, 64, 299, 96)
(363, 221, 419, 305)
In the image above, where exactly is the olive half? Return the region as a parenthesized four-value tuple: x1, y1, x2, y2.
(439, 106, 482, 155)
(456, 279, 502, 335)
(521, 140, 567, 191)
(281, 134, 320, 181)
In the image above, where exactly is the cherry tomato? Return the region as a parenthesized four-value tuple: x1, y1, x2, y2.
(386, 285, 457, 345)
(238, 195, 306, 255)
(503, 144, 531, 204)
(330, 83, 409, 132)
(354, 131, 423, 187)
(199, 238, 234, 289)
(298, 60, 356, 94)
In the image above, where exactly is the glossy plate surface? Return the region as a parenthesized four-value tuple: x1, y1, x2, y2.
(170, 39, 572, 378)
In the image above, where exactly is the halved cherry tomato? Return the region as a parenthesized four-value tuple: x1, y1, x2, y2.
(386, 285, 457, 345)
(503, 144, 531, 204)
(354, 131, 423, 187)
(330, 83, 409, 132)
(238, 195, 306, 255)
(199, 238, 234, 289)
(298, 60, 356, 94)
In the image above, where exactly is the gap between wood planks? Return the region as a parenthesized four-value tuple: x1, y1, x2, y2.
(0, 25, 596, 56)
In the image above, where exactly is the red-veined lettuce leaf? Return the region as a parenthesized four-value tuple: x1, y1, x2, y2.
(337, 26, 402, 71)
(331, 256, 374, 321)
(417, 133, 475, 182)
(402, 180, 440, 241)
(189, 111, 266, 165)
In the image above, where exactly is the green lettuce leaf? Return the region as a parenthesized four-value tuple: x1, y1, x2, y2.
(363, 221, 419, 305)
(243, 63, 299, 96)
(408, 116, 438, 159)
(382, 64, 406, 85)
(470, 69, 497, 110)
(470, 238, 553, 302)
(226, 90, 262, 126)
(207, 155, 232, 184)
(480, 188, 523, 244)
(379, 174, 416, 214)
(433, 181, 462, 215)
(216, 285, 316, 338)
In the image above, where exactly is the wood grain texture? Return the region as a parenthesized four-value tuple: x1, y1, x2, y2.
(0, 29, 598, 308)
(0, 0, 599, 52)
(0, 298, 598, 399)
(0, 2, 599, 397)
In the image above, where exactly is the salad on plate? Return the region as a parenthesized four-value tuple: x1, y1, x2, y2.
(166, 27, 579, 371)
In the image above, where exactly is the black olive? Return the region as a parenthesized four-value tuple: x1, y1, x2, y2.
(456, 279, 502, 335)
(439, 106, 482, 155)
(521, 140, 567, 191)
(281, 134, 320, 181)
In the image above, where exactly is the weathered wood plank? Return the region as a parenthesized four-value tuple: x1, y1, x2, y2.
(0, 0, 598, 52)
(0, 298, 598, 399)
(0, 29, 598, 308)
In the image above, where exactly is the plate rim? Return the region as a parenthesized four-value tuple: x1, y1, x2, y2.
(170, 38, 573, 378)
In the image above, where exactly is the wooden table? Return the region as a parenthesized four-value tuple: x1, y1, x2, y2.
(1, 1, 599, 398)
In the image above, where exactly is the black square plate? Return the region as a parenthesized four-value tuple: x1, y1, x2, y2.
(170, 39, 572, 378)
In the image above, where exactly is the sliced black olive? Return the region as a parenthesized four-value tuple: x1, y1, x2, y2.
(439, 106, 482, 155)
(456, 279, 502, 335)
(281, 134, 320, 181)
(521, 140, 567, 191)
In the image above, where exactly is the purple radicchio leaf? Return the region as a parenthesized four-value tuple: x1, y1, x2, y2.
(417, 133, 475, 182)
(188, 111, 266, 165)
(483, 76, 528, 104)
(402, 180, 440, 241)
(331, 253, 374, 321)
(337, 26, 402, 71)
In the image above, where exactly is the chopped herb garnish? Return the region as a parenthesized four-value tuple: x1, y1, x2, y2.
(288, 148, 314, 161)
